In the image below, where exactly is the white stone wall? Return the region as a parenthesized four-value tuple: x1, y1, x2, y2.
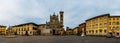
(41, 29, 52, 35)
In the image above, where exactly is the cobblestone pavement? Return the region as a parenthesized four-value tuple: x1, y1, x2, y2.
(0, 35, 120, 43)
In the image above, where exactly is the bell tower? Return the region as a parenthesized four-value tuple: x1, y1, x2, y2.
(59, 11, 64, 28)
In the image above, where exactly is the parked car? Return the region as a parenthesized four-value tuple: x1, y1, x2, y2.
(114, 35, 120, 39)
(106, 33, 113, 38)
(3, 35, 16, 38)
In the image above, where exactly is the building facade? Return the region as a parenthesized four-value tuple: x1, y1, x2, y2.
(6, 11, 65, 36)
(9, 22, 38, 36)
(72, 23, 86, 36)
(0, 25, 6, 35)
(46, 11, 65, 35)
(108, 16, 120, 36)
(37, 24, 46, 35)
(86, 14, 109, 36)
(78, 23, 86, 36)
(66, 27, 73, 35)
(86, 14, 120, 36)
(73, 27, 78, 35)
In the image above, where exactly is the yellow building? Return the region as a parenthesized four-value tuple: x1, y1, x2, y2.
(66, 27, 73, 35)
(109, 16, 120, 36)
(9, 22, 38, 36)
(73, 27, 78, 35)
(0, 25, 6, 35)
(86, 14, 109, 36)
(86, 14, 120, 36)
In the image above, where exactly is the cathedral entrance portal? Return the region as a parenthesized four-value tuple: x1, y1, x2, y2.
(53, 29, 56, 35)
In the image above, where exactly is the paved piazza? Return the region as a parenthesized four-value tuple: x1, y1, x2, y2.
(0, 35, 120, 43)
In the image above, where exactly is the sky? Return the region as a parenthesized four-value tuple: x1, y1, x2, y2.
(0, 0, 120, 29)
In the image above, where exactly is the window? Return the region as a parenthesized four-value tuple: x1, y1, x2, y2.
(113, 18, 115, 20)
(109, 18, 111, 20)
(16, 29, 17, 31)
(104, 30, 106, 33)
(110, 27, 112, 29)
(61, 15, 63, 17)
(21, 28, 23, 31)
(30, 31, 32, 34)
(117, 33, 119, 35)
(96, 30, 98, 33)
(33, 27, 37, 30)
(99, 29, 102, 32)
(104, 23, 107, 27)
(28, 27, 29, 31)
(104, 19, 107, 21)
(116, 22, 119, 25)
(116, 26, 119, 30)
(109, 22, 111, 25)
(19, 28, 20, 31)
(96, 24, 98, 28)
(60, 26, 63, 28)
(92, 30, 94, 34)
(86, 31, 88, 33)
(117, 18, 119, 20)
(89, 31, 91, 33)
(113, 22, 115, 25)
(112, 27, 115, 30)
(24, 28, 26, 31)
(100, 24, 102, 28)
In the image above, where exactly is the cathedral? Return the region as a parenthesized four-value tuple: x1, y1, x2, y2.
(46, 11, 64, 35)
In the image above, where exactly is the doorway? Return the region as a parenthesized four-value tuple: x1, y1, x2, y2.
(53, 30, 55, 35)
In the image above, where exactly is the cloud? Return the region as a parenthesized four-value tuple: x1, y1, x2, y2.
(0, 0, 49, 26)
(0, 0, 120, 29)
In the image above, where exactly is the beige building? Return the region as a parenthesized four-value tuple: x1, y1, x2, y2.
(38, 24, 56, 35)
(37, 24, 46, 35)
(9, 22, 38, 36)
(40, 29, 52, 35)
(7, 26, 14, 35)
(0, 25, 6, 35)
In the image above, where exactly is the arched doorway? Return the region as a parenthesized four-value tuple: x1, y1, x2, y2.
(53, 29, 55, 35)
(25, 31, 28, 36)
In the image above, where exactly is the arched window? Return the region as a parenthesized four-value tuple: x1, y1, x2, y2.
(116, 22, 119, 25)
(117, 33, 119, 35)
(104, 30, 106, 33)
(99, 29, 102, 32)
(92, 30, 94, 33)
(96, 30, 98, 33)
